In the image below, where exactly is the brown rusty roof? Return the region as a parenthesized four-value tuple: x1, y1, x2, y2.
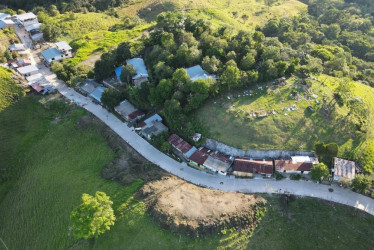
(188, 147, 211, 165)
(233, 158, 273, 174)
(275, 159, 313, 172)
(168, 134, 192, 154)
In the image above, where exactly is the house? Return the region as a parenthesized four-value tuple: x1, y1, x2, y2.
(203, 153, 234, 175)
(26, 73, 49, 86)
(30, 30, 43, 42)
(188, 147, 212, 167)
(0, 13, 10, 20)
(56, 41, 72, 58)
(90, 86, 106, 103)
(275, 156, 318, 174)
(332, 157, 356, 182)
(116, 58, 149, 87)
(168, 134, 197, 158)
(114, 100, 145, 123)
(16, 12, 38, 26)
(7, 57, 31, 68)
(186, 65, 217, 82)
(41, 48, 63, 65)
(232, 158, 274, 178)
(25, 23, 41, 32)
(140, 121, 168, 140)
(79, 79, 100, 95)
(0, 19, 14, 29)
(17, 65, 39, 77)
(144, 114, 162, 125)
(9, 44, 26, 53)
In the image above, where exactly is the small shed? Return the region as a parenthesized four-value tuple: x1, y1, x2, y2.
(17, 65, 38, 77)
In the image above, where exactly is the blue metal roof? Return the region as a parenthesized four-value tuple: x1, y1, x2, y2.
(185, 146, 197, 158)
(41, 48, 62, 61)
(0, 20, 6, 29)
(90, 86, 106, 102)
(186, 65, 217, 81)
(144, 114, 162, 125)
(0, 13, 10, 20)
(115, 66, 122, 81)
(126, 58, 149, 80)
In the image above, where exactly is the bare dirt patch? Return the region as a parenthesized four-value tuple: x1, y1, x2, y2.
(138, 176, 267, 237)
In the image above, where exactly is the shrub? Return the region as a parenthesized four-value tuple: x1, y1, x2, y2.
(290, 174, 301, 180)
(275, 172, 285, 180)
(351, 175, 372, 193)
(310, 163, 330, 181)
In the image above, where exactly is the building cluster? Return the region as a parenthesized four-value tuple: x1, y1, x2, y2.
(1, 12, 43, 42)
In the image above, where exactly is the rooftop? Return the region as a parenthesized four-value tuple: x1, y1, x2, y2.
(233, 158, 274, 175)
(203, 154, 233, 173)
(80, 79, 100, 94)
(17, 13, 37, 21)
(9, 44, 26, 51)
(275, 158, 316, 172)
(90, 86, 106, 102)
(144, 114, 162, 125)
(333, 157, 356, 180)
(188, 147, 212, 165)
(41, 48, 62, 61)
(17, 65, 38, 74)
(168, 134, 193, 154)
(141, 121, 168, 138)
(115, 100, 137, 118)
(126, 58, 149, 80)
(0, 13, 10, 20)
(128, 110, 145, 120)
(0, 19, 14, 28)
(25, 23, 41, 32)
(186, 65, 217, 82)
(56, 41, 72, 51)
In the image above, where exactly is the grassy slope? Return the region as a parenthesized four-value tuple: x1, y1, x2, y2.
(194, 75, 373, 156)
(118, 0, 306, 29)
(0, 67, 25, 112)
(0, 96, 373, 249)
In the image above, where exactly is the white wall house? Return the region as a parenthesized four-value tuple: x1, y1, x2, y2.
(17, 65, 39, 77)
(16, 13, 38, 27)
(56, 41, 72, 58)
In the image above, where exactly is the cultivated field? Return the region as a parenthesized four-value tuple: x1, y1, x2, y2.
(194, 75, 374, 157)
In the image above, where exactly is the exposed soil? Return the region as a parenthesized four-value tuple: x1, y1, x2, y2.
(137, 176, 267, 237)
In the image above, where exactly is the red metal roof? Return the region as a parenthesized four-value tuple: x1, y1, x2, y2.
(275, 159, 313, 172)
(168, 134, 192, 154)
(188, 148, 211, 165)
(233, 158, 273, 174)
(31, 83, 43, 93)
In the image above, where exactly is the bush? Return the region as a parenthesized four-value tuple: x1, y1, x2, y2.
(275, 172, 285, 180)
(310, 163, 330, 181)
(351, 175, 372, 193)
(290, 174, 301, 180)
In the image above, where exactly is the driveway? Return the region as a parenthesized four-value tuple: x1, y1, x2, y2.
(25, 46, 374, 217)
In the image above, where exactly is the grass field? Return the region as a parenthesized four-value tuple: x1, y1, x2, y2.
(194, 75, 374, 157)
(0, 94, 373, 249)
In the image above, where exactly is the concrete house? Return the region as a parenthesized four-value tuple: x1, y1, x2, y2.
(275, 156, 318, 174)
(332, 157, 356, 182)
(56, 41, 72, 58)
(186, 65, 217, 82)
(17, 65, 39, 77)
(114, 100, 145, 123)
(232, 158, 274, 178)
(203, 152, 233, 175)
(141, 121, 168, 140)
(41, 48, 63, 65)
(16, 13, 38, 26)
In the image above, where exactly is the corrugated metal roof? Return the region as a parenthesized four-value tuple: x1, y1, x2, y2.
(203, 155, 232, 173)
(333, 157, 356, 180)
(0, 13, 10, 20)
(25, 23, 41, 31)
(17, 65, 38, 74)
(90, 86, 106, 102)
(17, 13, 37, 21)
(126, 58, 149, 80)
(144, 114, 162, 124)
(56, 41, 72, 51)
(185, 146, 197, 158)
(168, 134, 193, 154)
(9, 43, 25, 51)
(186, 65, 217, 82)
(233, 158, 273, 175)
(41, 48, 62, 61)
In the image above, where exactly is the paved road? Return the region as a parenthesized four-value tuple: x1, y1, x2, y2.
(25, 41, 374, 216)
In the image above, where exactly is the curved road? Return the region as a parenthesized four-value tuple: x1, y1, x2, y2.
(33, 56, 374, 216)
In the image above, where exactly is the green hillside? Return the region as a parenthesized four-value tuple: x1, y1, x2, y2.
(0, 67, 25, 111)
(195, 75, 374, 156)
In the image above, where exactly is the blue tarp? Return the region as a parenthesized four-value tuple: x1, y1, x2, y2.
(144, 114, 162, 125)
(185, 146, 197, 158)
(186, 65, 217, 82)
(41, 48, 62, 61)
(115, 66, 122, 81)
(90, 86, 106, 102)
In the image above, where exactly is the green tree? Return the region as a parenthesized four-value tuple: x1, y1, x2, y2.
(241, 52, 256, 71)
(220, 65, 241, 89)
(310, 163, 330, 181)
(41, 23, 61, 42)
(202, 56, 222, 74)
(70, 191, 116, 240)
(120, 65, 136, 85)
(351, 175, 372, 193)
(101, 88, 122, 110)
(360, 142, 374, 173)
